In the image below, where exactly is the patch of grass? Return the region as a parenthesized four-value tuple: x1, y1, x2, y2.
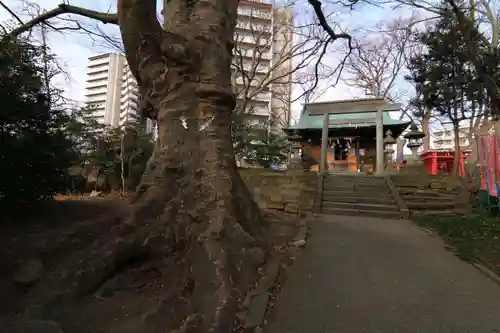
(415, 214, 500, 273)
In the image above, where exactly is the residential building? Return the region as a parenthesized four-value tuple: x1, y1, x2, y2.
(430, 125, 471, 150)
(119, 63, 140, 128)
(234, 0, 293, 130)
(84, 0, 293, 133)
(84, 53, 125, 126)
(83, 53, 155, 134)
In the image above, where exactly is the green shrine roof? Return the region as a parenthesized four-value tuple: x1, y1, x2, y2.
(288, 100, 410, 130)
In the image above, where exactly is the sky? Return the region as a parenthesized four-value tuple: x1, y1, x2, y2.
(0, 0, 413, 123)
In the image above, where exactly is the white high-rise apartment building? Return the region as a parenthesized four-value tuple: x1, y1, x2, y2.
(84, 53, 141, 129)
(234, 0, 293, 129)
(430, 125, 471, 150)
(84, 0, 292, 131)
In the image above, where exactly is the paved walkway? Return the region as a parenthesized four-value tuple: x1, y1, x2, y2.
(265, 215, 500, 333)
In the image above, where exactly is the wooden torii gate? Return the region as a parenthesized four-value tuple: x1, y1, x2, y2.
(307, 98, 402, 176)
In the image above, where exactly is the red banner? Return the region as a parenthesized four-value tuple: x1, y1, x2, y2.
(479, 136, 486, 191)
(478, 135, 499, 197)
(485, 137, 497, 196)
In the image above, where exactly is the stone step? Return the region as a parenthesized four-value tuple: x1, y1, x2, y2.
(406, 201, 459, 210)
(411, 209, 470, 217)
(322, 189, 393, 198)
(324, 177, 386, 185)
(400, 195, 458, 202)
(396, 188, 462, 196)
(324, 177, 385, 184)
(323, 182, 388, 190)
(399, 191, 445, 198)
(321, 195, 395, 205)
(321, 207, 359, 217)
(321, 207, 404, 219)
(322, 201, 399, 212)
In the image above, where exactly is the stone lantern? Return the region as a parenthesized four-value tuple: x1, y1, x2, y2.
(287, 130, 303, 170)
(404, 122, 425, 164)
(384, 129, 397, 171)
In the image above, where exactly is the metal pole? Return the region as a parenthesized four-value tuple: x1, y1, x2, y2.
(320, 113, 329, 174)
(375, 108, 384, 176)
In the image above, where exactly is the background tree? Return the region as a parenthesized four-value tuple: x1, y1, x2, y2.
(385, 0, 500, 122)
(241, 113, 289, 168)
(0, 37, 75, 213)
(407, 5, 483, 175)
(231, 7, 328, 166)
(341, 15, 442, 149)
(65, 109, 155, 193)
(343, 17, 415, 105)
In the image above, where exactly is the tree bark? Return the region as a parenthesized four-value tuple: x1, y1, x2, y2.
(120, 132, 126, 195)
(421, 111, 431, 150)
(23, 0, 269, 331)
(452, 122, 461, 177)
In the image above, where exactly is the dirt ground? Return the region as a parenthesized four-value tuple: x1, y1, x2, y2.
(0, 196, 300, 332)
(0, 197, 128, 315)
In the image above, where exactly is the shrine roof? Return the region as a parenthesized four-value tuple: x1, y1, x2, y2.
(288, 101, 410, 130)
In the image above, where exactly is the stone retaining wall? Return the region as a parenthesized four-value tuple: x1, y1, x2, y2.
(239, 169, 317, 215)
(389, 173, 472, 215)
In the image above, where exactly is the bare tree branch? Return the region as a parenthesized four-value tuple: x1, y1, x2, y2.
(8, 3, 117, 37)
(0, 1, 24, 25)
(232, 8, 328, 130)
(308, 0, 352, 43)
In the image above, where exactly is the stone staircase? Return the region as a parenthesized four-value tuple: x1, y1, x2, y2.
(321, 174, 406, 219)
(389, 174, 472, 217)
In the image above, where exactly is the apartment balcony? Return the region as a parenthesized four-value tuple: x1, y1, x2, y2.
(84, 109, 106, 119)
(235, 23, 272, 37)
(87, 72, 109, 82)
(85, 87, 108, 97)
(87, 67, 110, 76)
(88, 53, 111, 62)
(86, 80, 108, 89)
(87, 57, 110, 69)
(121, 85, 139, 96)
(239, 0, 272, 10)
(234, 44, 271, 59)
(234, 61, 270, 74)
(237, 5, 272, 19)
(120, 94, 139, 105)
(120, 101, 138, 112)
(235, 32, 271, 47)
(234, 75, 268, 88)
(246, 91, 271, 102)
(85, 95, 107, 104)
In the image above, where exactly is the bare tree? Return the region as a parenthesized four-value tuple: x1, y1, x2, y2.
(3, 0, 352, 330)
(231, 6, 329, 162)
(382, 0, 499, 120)
(343, 18, 416, 104)
(232, 12, 328, 115)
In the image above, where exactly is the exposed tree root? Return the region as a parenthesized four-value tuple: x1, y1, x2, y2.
(21, 163, 269, 332)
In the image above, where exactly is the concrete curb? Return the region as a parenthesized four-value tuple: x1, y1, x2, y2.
(473, 257, 500, 285)
(239, 215, 312, 332)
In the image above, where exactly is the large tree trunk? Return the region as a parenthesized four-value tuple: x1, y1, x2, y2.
(23, 1, 270, 331)
(465, 111, 484, 178)
(421, 111, 431, 150)
(452, 123, 461, 177)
